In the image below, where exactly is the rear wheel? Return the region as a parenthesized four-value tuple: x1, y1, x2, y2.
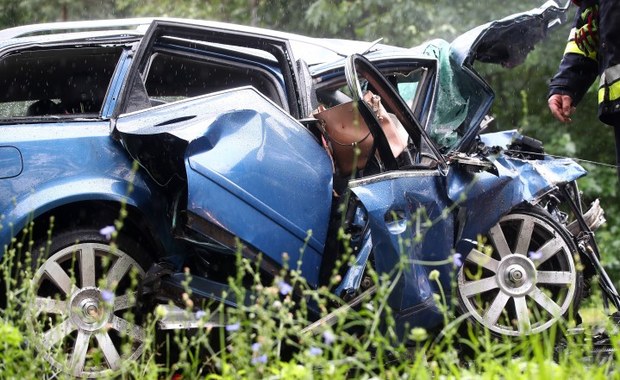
(457, 206, 582, 337)
(26, 228, 151, 378)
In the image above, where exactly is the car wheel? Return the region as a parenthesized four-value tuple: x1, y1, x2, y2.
(457, 206, 582, 337)
(26, 228, 151, 378)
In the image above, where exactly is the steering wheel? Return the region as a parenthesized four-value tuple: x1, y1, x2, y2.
(344, 54, 426, 173)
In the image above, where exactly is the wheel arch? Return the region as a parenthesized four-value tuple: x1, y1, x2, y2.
(37, 200, 164, 257)
(1, 174, 171, 261)
(5, 198, 166, 264)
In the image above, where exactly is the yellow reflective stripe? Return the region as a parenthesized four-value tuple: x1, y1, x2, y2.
(598, 81, 620, 104)
(564, 40, 597, 60)
(603, 64, 620, 85)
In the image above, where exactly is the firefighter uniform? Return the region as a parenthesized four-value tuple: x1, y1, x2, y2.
(549, 0, 620, 126)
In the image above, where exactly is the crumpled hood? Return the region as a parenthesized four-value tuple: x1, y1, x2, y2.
(450, 0, 570, 68)
(448, 129, 587, 254)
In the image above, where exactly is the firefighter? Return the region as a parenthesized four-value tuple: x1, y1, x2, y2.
(548, 0, 620, 181)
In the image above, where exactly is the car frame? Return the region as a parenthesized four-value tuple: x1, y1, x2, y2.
(1, 1, 618, 377)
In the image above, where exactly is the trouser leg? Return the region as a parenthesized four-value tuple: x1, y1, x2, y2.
(613, 126, 620, 184)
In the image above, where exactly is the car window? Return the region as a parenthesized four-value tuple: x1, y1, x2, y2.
(423, 39, 493, 152)
(124, 35, 288, 114)
(395, 68, 427, 108)
(316, 66, 431, 121)
(0, 46, 122, 119)
(145, 50, 285, 105)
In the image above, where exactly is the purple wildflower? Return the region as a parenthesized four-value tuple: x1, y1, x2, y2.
(251, 342, 261, 352)
(277, 280, 293, 296)
(195, 310, 206, 319)
(323, 330, 335, 345)
(99, 225, 115, 240)
(251, 354, 267, 365)
(225, 322, 240, 332)
(453, 253, 463, 267)
(100, 289, 114, 304)
(309, 346, 323, 356)
(529, 251, 543, 260)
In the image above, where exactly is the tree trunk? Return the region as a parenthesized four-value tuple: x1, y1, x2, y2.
(249, 0, 259, 26)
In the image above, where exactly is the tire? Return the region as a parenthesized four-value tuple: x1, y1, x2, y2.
(26, 227, 151, 378)
(457, 206, 583, 337)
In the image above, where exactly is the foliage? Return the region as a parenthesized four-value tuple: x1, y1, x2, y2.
(1, 225, 619, 379)
(1, 1, 620, 377)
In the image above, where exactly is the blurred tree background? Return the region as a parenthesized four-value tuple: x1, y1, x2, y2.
(1, 0, 618, 276)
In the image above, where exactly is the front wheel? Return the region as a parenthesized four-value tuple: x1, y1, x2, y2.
(457, 206, 582, 337)
(26, 228, 151, 378)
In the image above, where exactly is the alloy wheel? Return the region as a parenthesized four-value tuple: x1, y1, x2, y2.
(457, 210, 579, 336)
(28, 241, 146, 377)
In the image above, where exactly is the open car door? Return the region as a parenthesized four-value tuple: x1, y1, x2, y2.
(341, 54, 453, 331)
(114, 19, 305, 119)
(114, 21, 334, 287)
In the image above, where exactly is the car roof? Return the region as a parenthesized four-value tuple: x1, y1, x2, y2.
(0, 17, 402, 67)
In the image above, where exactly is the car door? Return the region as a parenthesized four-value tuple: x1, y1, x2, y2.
(114, 21, 333, 287)
(340, 54, 455, 331)
(113, 19, 304, 119)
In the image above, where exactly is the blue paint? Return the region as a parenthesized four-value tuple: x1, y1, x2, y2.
(185, 105, 333, 286)
(118, 87, 333, 286)
(0, 146, 22, 179)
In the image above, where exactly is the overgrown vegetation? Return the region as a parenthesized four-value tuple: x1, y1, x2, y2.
(2, 1, 620, 378)
(1, 221, 619, 379)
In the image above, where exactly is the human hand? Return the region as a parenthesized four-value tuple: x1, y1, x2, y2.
(548, 94, 575, 123)
(364, 91, 388, 122)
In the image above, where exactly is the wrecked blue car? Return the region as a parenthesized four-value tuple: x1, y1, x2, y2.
(1, 1, 617, 377)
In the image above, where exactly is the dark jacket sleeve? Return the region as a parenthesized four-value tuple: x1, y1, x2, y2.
(548, 2, 599, 105)
(549, 53, 598, 105)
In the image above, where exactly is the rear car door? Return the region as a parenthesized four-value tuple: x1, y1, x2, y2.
(114, 20, 304, 119)
(114, 20, 333, 287)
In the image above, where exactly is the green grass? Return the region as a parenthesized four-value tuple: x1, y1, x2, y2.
(1, 234, 620, 380)
(1, 201, 620, 379)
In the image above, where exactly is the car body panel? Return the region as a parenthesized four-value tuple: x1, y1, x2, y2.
(350, 171, 452, 330)
(449, 130, 587, 255)
(0, 146, 22, 179)
(450, 0, 569, 68)
(117, 88, 333, 286)
(0, 122, 169, 252)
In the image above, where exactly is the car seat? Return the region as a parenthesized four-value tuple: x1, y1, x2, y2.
(26, 99, 59, 116)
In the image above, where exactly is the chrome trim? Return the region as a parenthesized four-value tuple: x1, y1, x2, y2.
(349, 169, 441, 187)
(157, 305, 224, 330)
(0, 18, 154, 40)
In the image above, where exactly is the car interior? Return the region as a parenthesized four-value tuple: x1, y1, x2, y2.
(143, 51, 287, 109)
(0, 46, 122, 118)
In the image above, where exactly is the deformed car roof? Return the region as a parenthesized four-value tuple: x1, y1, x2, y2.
(0, 17, 389, 68)
(0, 0, 570, 70)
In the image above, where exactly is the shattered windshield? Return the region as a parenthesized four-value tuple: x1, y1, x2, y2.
(420, 39, 493, 152)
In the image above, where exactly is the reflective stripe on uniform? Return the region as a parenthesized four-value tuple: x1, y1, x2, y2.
(599, 64, 620, 104)
(598, 82, 620, 103)
(565, 41, 598, 59)
(602, 64, 620, 86)
(564, 28, 597, 60)
(567, 27, 577, 40)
